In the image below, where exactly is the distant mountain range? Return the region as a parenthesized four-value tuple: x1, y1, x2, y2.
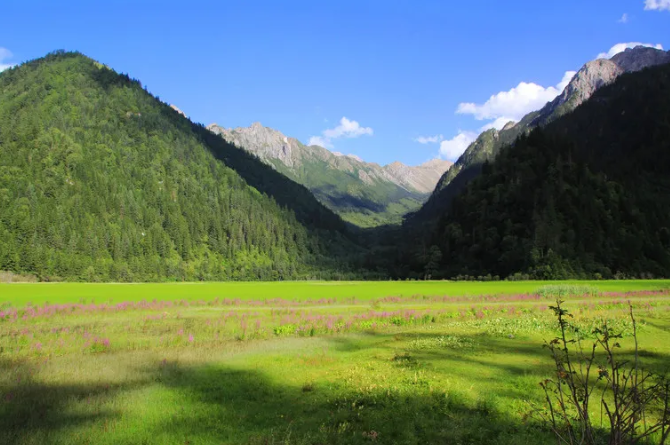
(415, 45, 670, 222)
(207, 122, 452, 227)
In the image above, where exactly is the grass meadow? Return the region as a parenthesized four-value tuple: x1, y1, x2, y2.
(1, 280, 670, 444)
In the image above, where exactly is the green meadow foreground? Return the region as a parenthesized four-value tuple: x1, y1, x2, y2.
(1, 281, 670, 444)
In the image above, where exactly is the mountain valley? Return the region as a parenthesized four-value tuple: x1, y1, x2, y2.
(1, 47, 670, 281)
(4, 6, 670, 445)
(207, 122, 452, 227)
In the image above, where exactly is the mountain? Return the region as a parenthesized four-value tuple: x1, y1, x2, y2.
(420, 60, 670, 279)
(415, 46, 670, 222)
(0, 51, 363, 282)
(207, 122, 452, 227)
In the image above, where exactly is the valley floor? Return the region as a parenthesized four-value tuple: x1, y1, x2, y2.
(1, 281, 670, 444)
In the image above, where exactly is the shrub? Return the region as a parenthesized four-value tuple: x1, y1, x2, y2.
(538, 299, 670, 444)
(273, 324, 296, 336)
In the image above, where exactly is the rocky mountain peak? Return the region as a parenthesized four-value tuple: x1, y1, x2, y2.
(418, 159, 453, 170)
(611, 45, 670, 72)
(553, 59, 622, 111)
(207, 122, 300, 167)
(552, 46, 670, 112)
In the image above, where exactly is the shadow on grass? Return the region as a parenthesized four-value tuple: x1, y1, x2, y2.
(0, 354, 554, 445)
(325, 329, 670, 413)
(643, 319, 670, 333)
(0, 358, 149, 444)
(327, 327, 670, 371)
(3, 328, 668, 444)
(146, 359, 553, 445)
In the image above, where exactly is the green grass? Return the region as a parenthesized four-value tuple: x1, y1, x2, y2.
(1, 281, 670, 444)
(2, 279, 670, 305)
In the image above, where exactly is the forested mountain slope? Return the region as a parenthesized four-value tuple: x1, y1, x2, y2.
(0, 51, 360, 281)
(427, 61, 670, 279)
(414, 46, 670, 223)
(207, 122, 452, 227)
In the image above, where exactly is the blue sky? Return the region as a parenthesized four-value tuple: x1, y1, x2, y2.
(1, 0, 668, 166)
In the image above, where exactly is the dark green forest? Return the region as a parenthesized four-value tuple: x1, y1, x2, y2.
(0, 51, 361, 281)
(1, 51, 670, 281)
(412, 62, 670, 279)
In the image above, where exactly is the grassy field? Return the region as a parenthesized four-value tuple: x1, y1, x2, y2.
(2, 279, 670, 305)
(1, 281, 670, 444)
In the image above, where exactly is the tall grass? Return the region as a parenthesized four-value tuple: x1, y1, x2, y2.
(536, 284, 600, 299)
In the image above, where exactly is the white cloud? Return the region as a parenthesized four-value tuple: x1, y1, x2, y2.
(0, 47, 16, 72)
(645, 0, 670, 11)
(308, 136, 332, 148)
(618, 13, 629, 23)
(597, 42, 664, 59)
(323, 117, 373, 139)
(430, 69, 578, 161)
(308, 116, 373, 148)
(456, 70, 576, 124)
(414, 135, 443, 144)
(439, 131, 477, 161)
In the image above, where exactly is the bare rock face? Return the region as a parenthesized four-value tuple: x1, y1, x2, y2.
(383, 159, 453, 193)
(611, 46, 670, 73)
(545, 46, 670, 119)
(552, 59, 622, 110)
(207, 122, 302, 168)
(501, 121, 517, 131)
(358, 169, 373, 185)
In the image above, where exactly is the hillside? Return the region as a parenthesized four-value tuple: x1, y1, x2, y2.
(0, 51, 361, 282)
(424, 61, 670, 279)
(207, 122, 452, 227)
(414, 46, 670, 222)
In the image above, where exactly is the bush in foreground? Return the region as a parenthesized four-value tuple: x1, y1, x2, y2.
(539, 299, 670, 444)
